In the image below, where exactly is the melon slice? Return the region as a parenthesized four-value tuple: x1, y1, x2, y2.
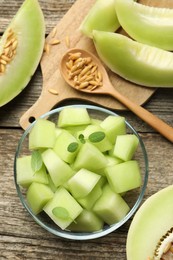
(0, 0, 45, 106)
(93, 30, 173, 87)
(126, 185, 173, 260)
(79, 0, 120, 38)
(115, 0, 173, 50)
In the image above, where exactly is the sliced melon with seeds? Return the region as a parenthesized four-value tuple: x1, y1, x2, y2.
(93, 30, 173, 87)
(0, 0, 45, 106)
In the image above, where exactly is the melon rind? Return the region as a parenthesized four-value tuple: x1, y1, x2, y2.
(0, 0, 45, 106)
(93, 30, 173, 87)
(126, 185, 173, 260)
(115, 0, 173, 50)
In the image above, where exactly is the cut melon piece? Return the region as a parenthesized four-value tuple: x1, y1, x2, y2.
(29, 119, 56, 150)
(105, 160, 141, 193)
(77, 182, 102, 210)
(58, 107, 91, 128)
(126, 185, 173, 260)
(17, 155, 48, 188)
(81, 124, 113, 152)
(113, 134, 139, 161)
(115, 0, 173, 50)
(0, 0, 45, 106)
(26, 182, 54, 214)
(67, 168, 101, 199)
(93, 184, 130, 225)
(93, 30, 173, 87)
(42, 149, 74, 187)
(100, 116, 126, 144)
(73, 142, 108, 172)
(68, 209, 104, 232)
(43, 186, 83, 230)
(79, 0, 120, 38)
(53, 130, 79, 164)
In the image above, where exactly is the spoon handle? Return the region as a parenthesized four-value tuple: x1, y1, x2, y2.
(110, 89, 173, 142)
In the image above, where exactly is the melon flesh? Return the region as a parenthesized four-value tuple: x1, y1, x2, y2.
(93, 30, 173, 87)
(0, 0, 45, 106)
(126, 185, 173, 260)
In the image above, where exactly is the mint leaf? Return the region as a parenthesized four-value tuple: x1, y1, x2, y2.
(52, 207, 70, 220)
(78, 134, 86, 144)
(89, 131, 105, 143)
(31, 150, 43, 172)
(67, 142, 79, 153)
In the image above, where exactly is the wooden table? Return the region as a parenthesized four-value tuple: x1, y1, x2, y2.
(0, 1, 173, 259)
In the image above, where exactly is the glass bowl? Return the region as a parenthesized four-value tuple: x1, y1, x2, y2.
(14, 104, 148, 240)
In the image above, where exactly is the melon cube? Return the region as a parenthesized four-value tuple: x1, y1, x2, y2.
(42, 149, 74, 187)
(77, 181, 102, 210)
(113, 134, 139, 161)
(58, 107, 91, 127)
(43, 186, 83, 230)
(81, 124, 113, 152)
(26, 182, 54, 214)
(100, 115, 126, 143)
(68, 209, 104, 232)
(29, 118, 56, 150)
(105, 160, 141, 193)
(93, 184, 130, 225)
(53, 130, 79, 164)
(17, 155, 48, 188)
(73, 142, 108, 172)
(67, 168, 101, 199)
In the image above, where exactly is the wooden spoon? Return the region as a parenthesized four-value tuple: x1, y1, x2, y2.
(60, 48, 173, 143)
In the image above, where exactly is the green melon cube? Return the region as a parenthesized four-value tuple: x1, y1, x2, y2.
(113, 134, 139, 161)
(43, 186, 83, 230)
(105, 160, 142, 193)
(47, 174, 57, 193)
(53, 130, 79, 164)
(100, 115, 126, 144)
(68, 209, 104, 232)
(101, 155, 123, 175)
(17, 155, 49, 188)
(68, 168, 101, 199)
(93, 184, 130, 225)
(73, 142, 108, 172)
(64, 124, 88, 136)
(81, 124, 113, 152)
(26, 182, 54, 214)
(77, 181, 102, 210)
(29, 118, 56, 150)
(42, 149, 74, 187)
(58, 107, 91, 127)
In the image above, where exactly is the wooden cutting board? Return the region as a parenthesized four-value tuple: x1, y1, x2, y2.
(19, 0, 172, 130)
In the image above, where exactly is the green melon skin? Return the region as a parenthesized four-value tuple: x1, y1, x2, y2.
(126, 185, 173, 260)
(93, 30, 173, 87)
(0, 0, 45, 106)
(115, 0, 173, 51)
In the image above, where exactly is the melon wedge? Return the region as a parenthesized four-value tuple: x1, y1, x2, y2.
(93, 30, 173, 87)
(0, 0, 45, 106)
(126, 185, 173, 260)
(115, 0, 173, 50)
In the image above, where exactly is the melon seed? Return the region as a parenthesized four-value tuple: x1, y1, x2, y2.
(0, 28, 18, 75)
(65, 51, 103, 91)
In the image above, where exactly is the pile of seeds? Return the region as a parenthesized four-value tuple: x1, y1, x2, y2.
(65, 51, 103, 91)
(0, 28, 18, 74)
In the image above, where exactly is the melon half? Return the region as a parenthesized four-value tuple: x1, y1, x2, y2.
(0, 0, 45, 106)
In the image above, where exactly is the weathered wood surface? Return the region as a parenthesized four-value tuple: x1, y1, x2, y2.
(0, 0, 173, 259)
